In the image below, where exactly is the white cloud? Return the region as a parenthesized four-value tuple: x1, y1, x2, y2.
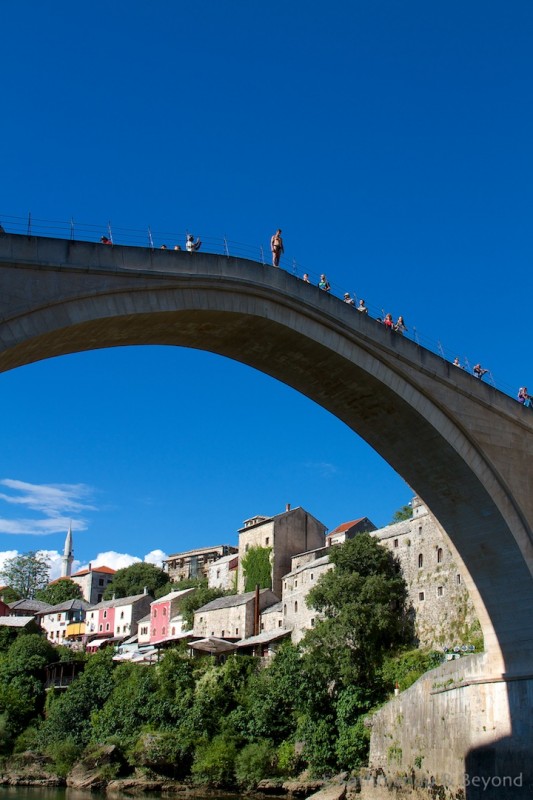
(77, 551, 141, 572)
(0, 478, 96, 536)
(144, 549, 168, 568)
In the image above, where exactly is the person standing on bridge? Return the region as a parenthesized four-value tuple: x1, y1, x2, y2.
(318, 274, 330, 291)
(518, 387, 532, 407)
(186, 234, 201, 252)
(473, 363, 489, 380)
(270, 229, 284, 266)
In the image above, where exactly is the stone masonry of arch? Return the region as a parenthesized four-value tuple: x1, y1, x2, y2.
(0, 233, 532, 683)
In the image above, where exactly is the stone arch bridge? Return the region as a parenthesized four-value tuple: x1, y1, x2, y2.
(0, 233, 532, 792)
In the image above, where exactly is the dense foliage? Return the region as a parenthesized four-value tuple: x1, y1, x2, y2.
(241, 546, 272, 592)
(102, 562, 168, 600)
(0, 551, 50, 599)
(390, 504, 413, 523)
(36, 578, 83, 605)
(0, 536, 433, 785)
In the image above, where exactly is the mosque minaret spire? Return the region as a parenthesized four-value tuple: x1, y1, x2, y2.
(61, 522, 74, 578)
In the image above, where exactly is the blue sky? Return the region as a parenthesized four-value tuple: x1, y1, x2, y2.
(1, 1, 532, 580)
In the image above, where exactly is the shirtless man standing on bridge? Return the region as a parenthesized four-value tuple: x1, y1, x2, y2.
(270, 229, 284, 266)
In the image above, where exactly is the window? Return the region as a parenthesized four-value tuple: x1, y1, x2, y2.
(437, 586, 443, 597)
(98, 578, 104, 586)
(153, 609, 157, 617)
(310, 573, 314, 580)
(152, 628, 156, 636)
(437, 548, 443, 563)
(199, 616, 203, 623)
(120, 611, 124, 619)
(103, 610, 107, 618)
(265, 537, 270, 546)
(261, 622, 264, 630)
(418, 526, 422, 535)
(283, 604, 287, 615)
(278, 620, 282, 628)
(419, 592, 425, 601)
(216, 569, 220, 579)
(394, 538, 399, 548)
(310, 618, 315, 627)
(456, 574, 461, 584)
(99, 624, 103, 632)
(162, 627, 166, 635)
(235, 627, 239, 635)
(105, 623, 110, 631)
(172, 627, 175, 635)
(245, 544, 249, 552)
(162, 607, 167, 616)
(295, 579, 298, 587)
(418, 553, 423, 568)
(294, 601, 298, 612)
(97, 594, 102, 602)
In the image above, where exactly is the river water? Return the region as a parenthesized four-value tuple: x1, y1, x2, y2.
(0, 790, 163, 800)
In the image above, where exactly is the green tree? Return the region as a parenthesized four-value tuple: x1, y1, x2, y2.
(241, 546, 272, 592)
(38, 648, 115, 748)
(303, 533, 413, 687)
(0, 586, 21, 604)
(0, 633, 56, 751)
(390, 504, 413, 523)
(0, 551, 50, 599)
(103, 561, 168, 600)
(36, 578, 83, 605)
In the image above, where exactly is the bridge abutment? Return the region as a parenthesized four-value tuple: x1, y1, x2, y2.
(367, 654, 533, 798)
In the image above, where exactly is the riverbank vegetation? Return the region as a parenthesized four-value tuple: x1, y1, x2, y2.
(0, 535, 441, 789)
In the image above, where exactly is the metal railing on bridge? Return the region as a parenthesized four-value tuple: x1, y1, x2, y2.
(0, 212, 518, 400)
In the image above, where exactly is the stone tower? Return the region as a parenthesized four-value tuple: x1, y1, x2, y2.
(61, 523, 74, 578)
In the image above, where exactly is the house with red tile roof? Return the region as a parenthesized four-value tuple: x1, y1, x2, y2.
(325, 516, 376, 547)
(70, 564, 116, 604)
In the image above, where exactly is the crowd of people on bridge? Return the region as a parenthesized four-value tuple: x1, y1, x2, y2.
(62, 224, 533, 409)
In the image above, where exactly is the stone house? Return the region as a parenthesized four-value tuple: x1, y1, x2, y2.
(280, 498, 477, 650)
(193, 589, 279, 640)
(70, 564, 116, 604)
(326, 516, 377, 546)
(374, 496, 477, 648)
(207, 553, 238, 591)
(164, 545, 238, 583)
(281, 552, 333, 643)
(237, 505, 327, 597)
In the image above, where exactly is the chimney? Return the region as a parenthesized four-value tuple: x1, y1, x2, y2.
(286, 503, 291, 512)
(254, 584, 260, 636)
(88, 562, 92, 571)
(143, 586, 148, 595)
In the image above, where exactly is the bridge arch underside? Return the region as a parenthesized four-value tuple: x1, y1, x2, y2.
(2, 282, 533, 676)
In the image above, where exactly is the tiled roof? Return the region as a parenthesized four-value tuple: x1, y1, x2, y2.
(236, 628, 291, 647)
(327, 518, 365, 536)
(71, 565, 116, 577)
(38, 598, 91, 615)
(0, 615, 36, 627)
(285, 555, 330, 578)
(151, 588, 195, 605)
(89, 592, 151, 610)
(9, 598, 54, 612)
(196, 589, 277, 613)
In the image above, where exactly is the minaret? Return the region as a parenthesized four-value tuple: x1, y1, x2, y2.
(61, 523, 74, 578)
